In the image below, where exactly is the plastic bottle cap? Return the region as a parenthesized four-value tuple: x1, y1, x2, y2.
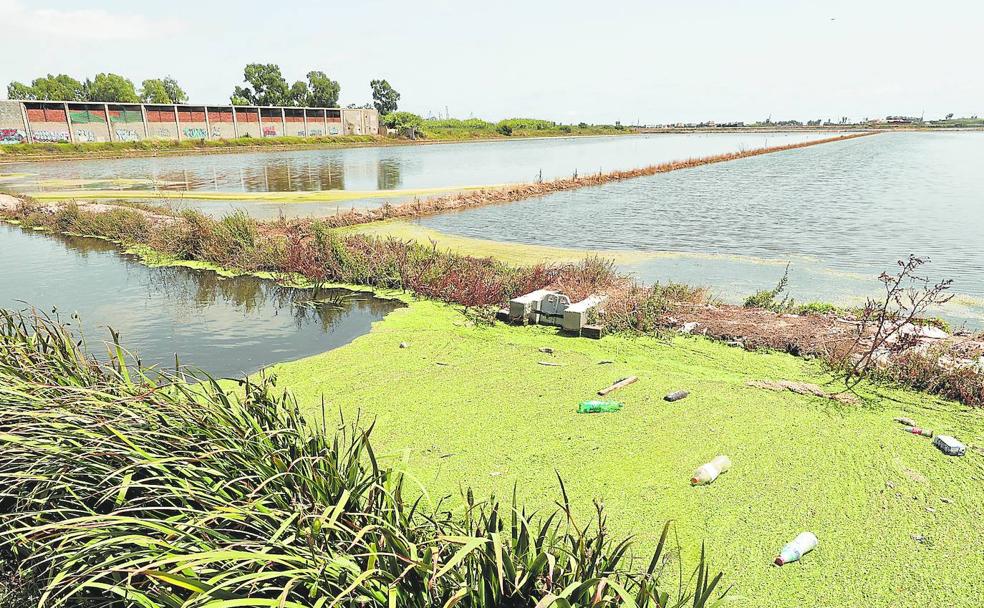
(691, 477, 700, 485)
(774, 557, 785, 566)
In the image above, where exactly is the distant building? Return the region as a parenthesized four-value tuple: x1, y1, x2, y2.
(0, 99, 379, 145)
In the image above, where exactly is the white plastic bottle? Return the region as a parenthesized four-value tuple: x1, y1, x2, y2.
(691, 455, 732, 486)
(774, 532, 818, 566)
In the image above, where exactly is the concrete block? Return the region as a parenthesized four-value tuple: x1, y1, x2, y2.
(562, 295, 607, 333)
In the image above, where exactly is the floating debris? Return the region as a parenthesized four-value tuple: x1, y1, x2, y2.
(577, 400, 623, 414)
(664, 390, 689, 402)
(775, 532, 818, 566)
(933, 435, 966, 456)
(691, 455, 731, 486)
(598, 376, 638, 396)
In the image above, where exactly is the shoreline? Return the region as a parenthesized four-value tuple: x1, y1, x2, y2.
(0, 127, 861, 165)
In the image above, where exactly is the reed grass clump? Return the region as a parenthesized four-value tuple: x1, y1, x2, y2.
(0, 309, 727, 607)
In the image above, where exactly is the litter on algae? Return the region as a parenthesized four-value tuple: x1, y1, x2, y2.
(577, 400, 623, 414)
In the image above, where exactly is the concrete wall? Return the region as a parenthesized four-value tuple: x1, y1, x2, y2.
(342, 108, 378, 135)
(10, 100, 379, 143)
(234, 108, 262, 138)
(0, 101, 28, 144)
(109, 106, 146, 142)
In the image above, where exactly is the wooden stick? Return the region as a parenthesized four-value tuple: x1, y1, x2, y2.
(598, 376, 638, 396)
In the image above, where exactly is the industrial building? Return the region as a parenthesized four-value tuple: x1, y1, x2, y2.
(0, 100, 379, 145)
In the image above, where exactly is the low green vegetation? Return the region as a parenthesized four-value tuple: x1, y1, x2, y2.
(268, 297, 984, 607)
(417, 116, 627, 140)
(0, 309, 725, 607)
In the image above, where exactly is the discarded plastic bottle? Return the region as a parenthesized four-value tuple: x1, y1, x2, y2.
(902, 426, 934, 438)
(577, 400, 623, 414)
(775, 532, 818, 566)
(664, 390, 690, 402)
(691, 455, 731, 485)
(894, 417, 917, 426)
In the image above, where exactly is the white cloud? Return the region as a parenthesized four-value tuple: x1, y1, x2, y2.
(0, 0, 184, 41)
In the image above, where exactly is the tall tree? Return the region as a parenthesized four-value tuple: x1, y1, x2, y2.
(86, 73, 139, 103)
(140, 77, 188, 104)
(6, 81, 35, 100)
(288, 81, 310, 107)
(370, 79, 400, 115)
(161, 76, 188, 104)
(231, 64, 289, 106)
(6, 74, 86, 101)
(140, 79, 171, 104)
(306, 71, 340, 108)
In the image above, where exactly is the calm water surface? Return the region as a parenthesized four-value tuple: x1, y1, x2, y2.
(0, 224, 401, 376)
(419, 132, 984, 328)
(1, 133, 829, 218)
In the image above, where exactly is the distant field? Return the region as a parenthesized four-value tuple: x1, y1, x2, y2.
(270, 298, 984, 607)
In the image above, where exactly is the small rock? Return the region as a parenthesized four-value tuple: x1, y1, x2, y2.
(926, 507, 936, 513)
(680, 321, 699, 334)
(399, 342, 409, 349)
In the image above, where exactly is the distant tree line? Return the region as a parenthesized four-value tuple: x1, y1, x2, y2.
(6, 65, 402, 115)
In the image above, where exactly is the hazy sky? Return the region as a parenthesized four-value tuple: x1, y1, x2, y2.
(2, 0, 980, 123)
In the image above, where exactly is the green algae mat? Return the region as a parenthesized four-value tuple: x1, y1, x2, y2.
(268, 299, 984, 607)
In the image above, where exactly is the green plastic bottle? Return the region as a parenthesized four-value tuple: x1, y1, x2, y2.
(577, 400, 623, 414)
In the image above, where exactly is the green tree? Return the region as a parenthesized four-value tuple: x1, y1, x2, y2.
(288, 80, 310, 106)
(382, 111, 422, 137)
(7, 81, 35, 100)
(8, 74, 86, 101)
(230, 94, 251, 106)
(306, 71, 340, 108)
(86, 73, 139, 103)
(370, 79, 400, 115)
(161, 76, 188, 104)
(140, 79, 171, 104)
(232, 64, 289, 106)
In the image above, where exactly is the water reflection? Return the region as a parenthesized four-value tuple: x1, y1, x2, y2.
(0, 224, 402, 376)
(3, 132, 829, 196)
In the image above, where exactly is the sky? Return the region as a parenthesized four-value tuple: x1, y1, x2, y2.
(2, 0, 981, 124)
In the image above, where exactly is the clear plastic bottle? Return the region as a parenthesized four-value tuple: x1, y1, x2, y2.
(691, 455, 731, 485)
(902, 426, 934, 437)
(775, 532, 818, 566)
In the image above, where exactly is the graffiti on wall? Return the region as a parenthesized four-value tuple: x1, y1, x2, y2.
(211, 125, 223, 139)
(115, 129, 140, 142)
(158, 128, 172, 138)
(308, 129, 323, 137)
(262, 127, 277, 137)
(328, 125, 341, 135)
(75, 129, 96, 143)
(183, 127, 208, 139)
(0, 129, 27, 144)
(32, 130, 70, 143)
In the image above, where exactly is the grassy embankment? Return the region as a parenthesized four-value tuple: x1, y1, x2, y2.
(268, 297, 984, 608)
(0, 119, 626, 162)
